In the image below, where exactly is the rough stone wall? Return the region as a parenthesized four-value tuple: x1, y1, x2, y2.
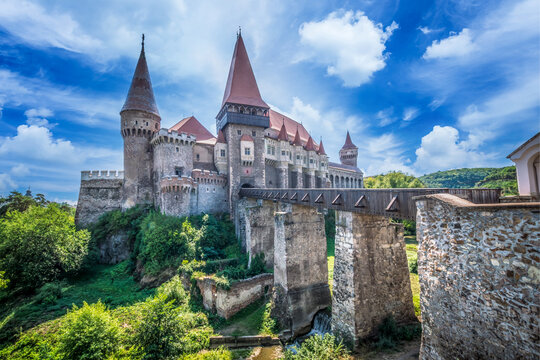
(193, 143, 214, 164)
(160, 189, 191, 217)
(416, 195, 540, 360)
(272, 203, 331, 337)
(197, 273, 273, 319)
(265, 163, 279, 188)
(193, 184, 228, 214)
(75, 176, 123, 227)
(225, 125, 266, 215)
(242, 199, 275, 268)
(153, 141, 193, 208)
(332, 211, 416, 349)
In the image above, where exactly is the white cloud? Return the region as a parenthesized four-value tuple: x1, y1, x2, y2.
(376, 107, 396, 126)
(414, 125, 496, 172)
(423, 28, 475, 59)
(402, 107, 419, 122)
(24, 107, 56, 128)
(298, 10, 398, 87)
(10, 164, 30, 177)
(0, 173, 16, 191)
(418, 26, 433, 35)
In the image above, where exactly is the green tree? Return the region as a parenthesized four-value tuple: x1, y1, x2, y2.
(58, 301, 120, 360)
(364, 171, 424, 189)
(0, 271, 8, 289)
(284, 334, 351, 360)
(0, 204, 90, 291)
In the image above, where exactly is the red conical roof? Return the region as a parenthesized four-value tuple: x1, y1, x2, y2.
(305, 136, 316, 151)
(170, 116, 216, 145)
(277, 122, 288, 141)
(341, 131, 357, 150)
(222, 34, 268, 108)
(121, 37, 160, 117)
(292, 127, 303, 146)
(317, 140, 327, 155)
(217, 129, 226, 144)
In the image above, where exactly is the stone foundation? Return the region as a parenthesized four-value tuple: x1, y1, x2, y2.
(331, 211, 416, 349)
(415, 194, 540, 360)
(75, 173, 123, 227)
(272, 203, 331, 338)
(197, 273, 273, 319)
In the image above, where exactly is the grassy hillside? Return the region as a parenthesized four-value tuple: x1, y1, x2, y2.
(419, 166, 518, 195)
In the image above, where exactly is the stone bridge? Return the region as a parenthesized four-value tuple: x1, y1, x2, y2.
(236, 187, 540, 359)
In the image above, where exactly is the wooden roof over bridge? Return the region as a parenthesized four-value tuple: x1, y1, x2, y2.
(239, 188, 502, 220)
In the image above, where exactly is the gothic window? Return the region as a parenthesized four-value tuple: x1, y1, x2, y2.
(220, 149, 226, 157)
(245, 148, 251, 156)
(237, 130, 242, 135)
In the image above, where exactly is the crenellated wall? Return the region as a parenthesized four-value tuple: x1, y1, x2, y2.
(415, 194, 540, 360)
(75, 170, 124, 227)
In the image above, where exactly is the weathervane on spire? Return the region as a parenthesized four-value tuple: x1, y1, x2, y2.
(142, 33, 145, 51)
(237, 26, 241, 38)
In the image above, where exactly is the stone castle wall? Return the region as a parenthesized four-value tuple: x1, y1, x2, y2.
(75, 171, 124, 227)
(416, 194, 540, 360)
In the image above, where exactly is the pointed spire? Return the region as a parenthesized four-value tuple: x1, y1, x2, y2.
(341, 131, 357, 150)
(222, 33, 268, 108)
(305, 136, 316, 151)
(121, 35, 160, 118)
(217, 129, 226, 143)
(293, 126, 303, 146)
(317, 139, 327, 155)
(277, 121, 288, 141)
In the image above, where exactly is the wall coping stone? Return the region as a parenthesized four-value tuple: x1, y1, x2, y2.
(414, 193, 540, 210)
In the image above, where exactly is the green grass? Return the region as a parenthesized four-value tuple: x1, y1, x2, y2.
(0, 262, 155, 346)
(404, 236, 421, 318)
(213, 298, 270, 337)
(327, 236, 335, 294)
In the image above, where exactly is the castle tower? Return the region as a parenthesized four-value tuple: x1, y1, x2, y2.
(120, 35, 161, 209)
(339, 131, 358, 167)
(317, 139, 329, 187)
(214, 130, 228, 175)
(277, 122, 290, 188)
(216, 32, 270, 212)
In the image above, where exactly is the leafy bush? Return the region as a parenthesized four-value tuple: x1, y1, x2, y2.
(365, 172, 424, 189)
(0, 331, 58, 360)
(157, 275, 188, 306)
(259, 300, 277, 335)
(58, 301, 120, 360)
(0, 271, 8, 290)
(0, 191, 51, 218)
(35, 282, 63, 305)
(179, 348, 232, 360)
(0, 204, 90, 291)
(284, 334, 351, 360)
(408, 257, 418, 274)
(134, 293, 212, 359)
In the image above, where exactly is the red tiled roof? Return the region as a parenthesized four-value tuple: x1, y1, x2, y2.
(240, 134, 254, 142)
(216, 129, 226, 144)
(169, 116, 216, 145)
(341, 131, 357, 150)
(222, 34, 268, 108)
(305, 136, 316, 151)
(317, 140, 327, 155)
(121, 41, 160, 117)
(277, 122, 288, 141)
(269, 109, 311, 145)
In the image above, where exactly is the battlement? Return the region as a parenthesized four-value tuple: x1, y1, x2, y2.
(151, 128, 196, 146)
(192, 169, 228, 185)
(160, 175, 196, 192)
(81, 170, 124, 181)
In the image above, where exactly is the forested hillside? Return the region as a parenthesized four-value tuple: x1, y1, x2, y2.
(419, 166, 518, 195)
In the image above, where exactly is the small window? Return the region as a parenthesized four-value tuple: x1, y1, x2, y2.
(176, 147, 179, 152)
(271, 147, 275, 155)
(252, 130, 256, 137)
(220, 149, 226, 157)
(175, 167, 183, 176)
(267, 145, 271, 154)
(245, 148, 251, 156)
(196, 154, 200, 161)
(206, 187, 209, 192)
(155, 123, 158, 129)
(310, 159, 313, 164)
(296, 155, 300, 160)
(135, 120, 138, 125)
(282, 151, 286, 156)
(237, 130, 242, 135)
(146, 122, 148, 126)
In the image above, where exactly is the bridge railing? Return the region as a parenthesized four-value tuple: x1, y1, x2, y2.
(238, 188, 502, 220)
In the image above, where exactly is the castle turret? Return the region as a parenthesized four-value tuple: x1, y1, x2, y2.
(214, 130, 228, 175)
(120, 35, 160, 209)
(216, 31, 270, 211)
(339, 131, 358, 168)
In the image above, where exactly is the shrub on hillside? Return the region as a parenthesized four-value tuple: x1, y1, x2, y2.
(179, 348, 232, 360)
(408, 257, 418, 274)
(58, 301, 120, 360)
(0, 271, 8, 290)
(284, 334, 351, 360)
(35, 282, 63, 305)
(157, 275, 189, 306)
(0, 204, 90, 291)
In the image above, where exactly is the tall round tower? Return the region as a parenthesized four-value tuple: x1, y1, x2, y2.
(120, 35, 161, 209)
(339, 131, 359, 168)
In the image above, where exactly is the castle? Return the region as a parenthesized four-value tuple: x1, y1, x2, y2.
(75, 33, 363, 226)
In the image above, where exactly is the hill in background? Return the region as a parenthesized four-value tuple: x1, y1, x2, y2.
(419, 166, 517, 195)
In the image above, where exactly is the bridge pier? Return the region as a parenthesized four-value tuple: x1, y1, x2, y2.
(272, 203, 331, 338)
(332, 211, 416, 349)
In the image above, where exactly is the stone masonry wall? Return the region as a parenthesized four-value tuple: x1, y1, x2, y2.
(332, 211, 416, 349)
(75, 174, 123, 227)
(272, 203, 331, 338)
(197, 273, 273, 319)
(243, 199, 275, 268)
(416, 194, 540, 360)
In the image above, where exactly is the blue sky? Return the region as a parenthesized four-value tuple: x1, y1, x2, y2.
(0, 0, 538, 203)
